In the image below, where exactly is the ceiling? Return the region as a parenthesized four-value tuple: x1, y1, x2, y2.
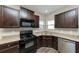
(22, 5, 66, 15)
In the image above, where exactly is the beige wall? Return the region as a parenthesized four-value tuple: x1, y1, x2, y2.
(35, 12, 46, 29)
(46, 5, 79, 28)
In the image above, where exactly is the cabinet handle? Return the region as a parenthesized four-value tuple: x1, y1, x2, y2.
(64, 40, 75, 43)
(0, 45, 19, 52)
(7, 45, 10, 46)
(17, 45, 19, 48)
(64, 40, 68, 42)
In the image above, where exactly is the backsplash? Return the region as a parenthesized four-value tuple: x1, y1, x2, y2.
(0, 28, 20, 40)
(33, 28, 79, 36)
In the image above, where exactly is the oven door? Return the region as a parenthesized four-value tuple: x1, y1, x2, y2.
(19, 39, 37, 53)
(25, 39, 37, 53)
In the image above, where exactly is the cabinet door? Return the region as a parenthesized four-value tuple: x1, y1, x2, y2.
(42, 36, 53, 47)
(37, 36, 43, 49)
(20, 7, 34, 20)
(55, 13, 65, 28)
(0, 41, 19, 53)
(46, 38, 53, 47)
(29, 10, 34, 20)
(42, 37, 48, 47)
(2, 45, 19, 53)
(37, 36, 58, 50)
(55, 8, 78, 28)
(42, 36, 58, 49)
(0, 6, 3, 27)
(52, 36, 58, 50)
(3, 6, 19, 28)
(65, 9, 78, 28)
(76, 42, 79, 53)
(34, 15, 39, 28)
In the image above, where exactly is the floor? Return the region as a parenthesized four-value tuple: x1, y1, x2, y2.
(36, 47, 58, 53)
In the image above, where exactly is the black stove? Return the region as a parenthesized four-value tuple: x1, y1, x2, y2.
(19, 30, 37, 53)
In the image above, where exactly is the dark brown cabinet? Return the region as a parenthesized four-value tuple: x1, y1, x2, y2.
(0, 41, 19, 53)
(55, 8, 78, 28)
(0, 6, 19, 28)
(64, 9, 78, 28)
(42, 36, 53, 47)
(2, 45, 19, 53)
(34, 15, 39, 28)
(76, 42, 79, 53)
(37, 35, 58, 50)
(0, 6, 3, 27)
(3, 6, 19, 28)
(37, 36, 43, 49)
(20, 7, 34, 20)
(55, 13, 65, 28)
(0, 6, 39, 28)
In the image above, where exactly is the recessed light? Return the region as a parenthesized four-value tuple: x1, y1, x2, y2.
(45, 10, 48, 13)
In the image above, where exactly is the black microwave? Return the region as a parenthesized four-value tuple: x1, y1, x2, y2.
(20, 19, 35, 27)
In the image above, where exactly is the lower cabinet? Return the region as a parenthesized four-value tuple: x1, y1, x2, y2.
(37, 36, 79, 53)
(75, 42, 79, 53)
(0, 41, 19, 53)
(37, 35, 58, 50)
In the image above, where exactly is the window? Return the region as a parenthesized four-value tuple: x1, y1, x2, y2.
(47, 20, 54, 29)
(39, 20, 44, 29)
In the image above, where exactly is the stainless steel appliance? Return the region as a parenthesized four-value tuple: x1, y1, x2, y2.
(19, 30, 37, 53)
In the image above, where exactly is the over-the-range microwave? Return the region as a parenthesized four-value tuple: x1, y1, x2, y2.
(20, 19, 35, 28)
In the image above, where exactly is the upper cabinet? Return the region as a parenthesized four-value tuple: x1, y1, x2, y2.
(3, 6, 20, 28)
(20, 7, 35, 20)
(55, 8, 78, 28)
(55, 13, 65, 28)
(0, 6, 20, 28)
(34, 15, 39, 28)
(64, 9, 78, 28)
(0, 6, 3, 27)
(0, 5, 39, 28)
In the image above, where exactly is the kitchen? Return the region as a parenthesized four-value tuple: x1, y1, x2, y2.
(0, 5, 79, 53)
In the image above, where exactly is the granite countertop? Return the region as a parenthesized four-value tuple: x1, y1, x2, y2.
(0, 31, 20, 45)
(0, 35, 20, 45)
(0, 28, 79, 44)
(33, 29, 79, 42)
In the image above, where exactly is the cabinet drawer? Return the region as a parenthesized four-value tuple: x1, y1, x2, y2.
(7, 41, 19, 47)
(0, 41, 19, 51)
(42, 36, 52, 39)
(0, 44, 10, 50)
(1, 45, 19, 53)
